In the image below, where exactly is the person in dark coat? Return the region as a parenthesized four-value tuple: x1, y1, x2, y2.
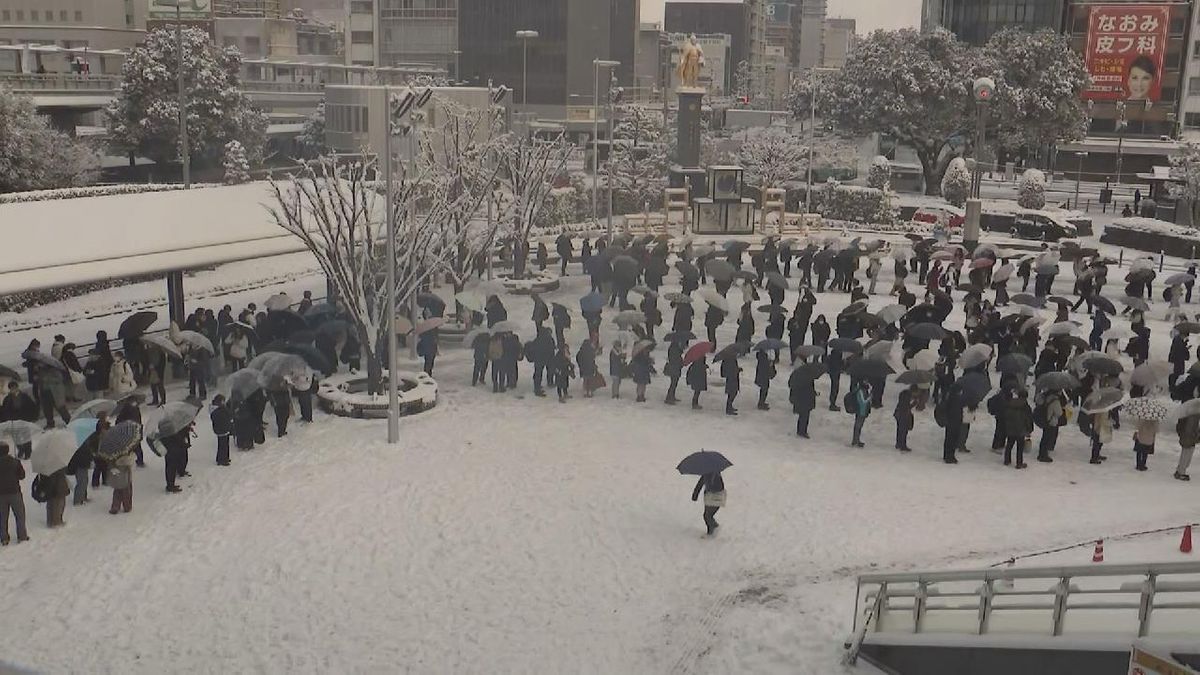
(535, 242, 548, 271)
(941, 382, 965, 464)
(894, 385, 917, 452)
(735, 304, 754, 345)
(67, 418, 99, 505)
(779, 245, 794, 277)
(1170, 334, 1190, 388)
(556, 234, 573, 276)
(826, 349, 844, 411)
(0, 382, 38, 460)
(234, 397, 260, 451)
(417, 329, 439, 376)
(720, 355, 741, 416)
(988, 388, 1008, 455)
(848, 379, 872, 447)
(270, 389, 291, 438)
(580, 238, 592, 273)
(640, 294, 662, 341)
(487, 334, 507, 393)
(672, 301, 695, 334)
(577, 340, 599, 398)
(664, 339, 685, 404)
(296, 377, 316, 423)
(809, 314, 830, 353)
(211, 395, 233, 466)
(501, 333, 522, 390)
(42, 467, 70, 527)
(0, 442, 29, 544)
(1089, 310, 1111, 352)
(115, 398, 146, 467)
(608, 343, 627, 399)
(484, 295, 508, 328)
(691, 471, 725, 536)
(471, 333, 490, 386)
(789, 368, 817, 437)
(1003, 388, 1033, 469)
(552, 303, 572, 347)
(552, 344, 575, 402)
(526, 327, 555, 397)
(754, 350, 776, 410)
(155, 424, 193, 493)
(704, 305, 726, 346)
(187, 347, 210, 401)
(531, 294, 550, 328)
(630, 349, 655, 402)
(687, 355, 709, 410)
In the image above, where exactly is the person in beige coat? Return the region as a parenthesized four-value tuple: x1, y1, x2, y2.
(1175, 414, 1198, 481)
(108, 352, 137, 399)
(1133, 419, 1158, 472)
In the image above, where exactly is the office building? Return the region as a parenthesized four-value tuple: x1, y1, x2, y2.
(635, 22, 672, 96)
(611, 0, 640, 87)
(765, 2, 801, 69)
(347, 0, 376, 65)
(325, 84, 500, 158)
(377, 0, 458, 74)
(0, 0, 147, 52)
(458, 0, 624, 117)
(796, 0, 825, 69)
(664, 0, 754, 76)
(821, 17, 854, 68)
(920, 0, 1064, 45)
(667, 31, 732, 93)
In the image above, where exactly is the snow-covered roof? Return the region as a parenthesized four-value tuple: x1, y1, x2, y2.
(0, 182, 318, 295)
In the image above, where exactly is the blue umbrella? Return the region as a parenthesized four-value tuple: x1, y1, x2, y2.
(67, 417, 101, 447)
(580, 292, 605, 314)
(677, 450, 732, 476)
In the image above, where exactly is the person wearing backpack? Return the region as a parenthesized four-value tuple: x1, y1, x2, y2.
(847, 380, 872, 448)
(894, 384, 917, 452)
(1003, 388, 1034, 469)
(1036, 390, 1066, 463)
(0, 442, 29, 545)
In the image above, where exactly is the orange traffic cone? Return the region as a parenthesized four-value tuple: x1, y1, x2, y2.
(1092, 539, 1105, 563)
(1182, 526, 1194, 554)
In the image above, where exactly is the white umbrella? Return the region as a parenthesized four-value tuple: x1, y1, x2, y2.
(958, 343, 993, 370)
(415, 317, 446, 336)
(265, 293, 293, 312)
(1045, 321, 1080, 337)
(31, 430, 76, 475)
(175, 330, 214, 355)
(700, 288, 729, 313)
(455, 290, 485, 313)
(992, 263, 1014, 282)
(142, 334, 183, 360)
(0, 420, 43, 445)
(73, 398, 118, 419)
(1102, 326, 1134, 342)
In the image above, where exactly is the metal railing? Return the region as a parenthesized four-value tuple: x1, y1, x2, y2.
(852, 562, 1200, 645)
(0, 73, 119, 90)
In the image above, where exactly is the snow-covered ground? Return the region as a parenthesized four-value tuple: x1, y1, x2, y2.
(2, 248, 1199, 673)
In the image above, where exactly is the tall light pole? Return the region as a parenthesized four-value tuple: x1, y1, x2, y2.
(384, 88, 416, 444)
(971, 76, 995, 199)
(607, 74, 623, 245)
(160, 0, 191, 188)
(515, 30, 538, 108)
(1073, 151, 1089, 210)
(803, 67, 836, 213)
(592, 59, 620, 235)
(452, 49, 462, 84)
(1115, 99, 1128, 185)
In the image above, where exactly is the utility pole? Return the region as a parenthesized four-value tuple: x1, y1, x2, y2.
(175, 3, 190, 188)
(592, 59, 620, 235)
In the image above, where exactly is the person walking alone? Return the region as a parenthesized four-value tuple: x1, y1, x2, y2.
(690, 471, 726, 536)
(847, 380, 871, 448)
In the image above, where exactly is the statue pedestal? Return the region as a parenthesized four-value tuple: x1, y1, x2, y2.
(671, 87, 707, 206)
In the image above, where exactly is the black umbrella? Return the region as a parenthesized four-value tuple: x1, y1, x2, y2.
(282, 344, 334, 375)
(675, 261, 700, 281)
(905, 322, 946, 340)
(1046, 296, 1073, 308)
(996, 353, 1033, 376)
(705, 259, 736, 282)
(756, 303, 787, 315)
(848, 358, 893, 380)
(827, 338, 863, 354)
(1036, 371, 1080, 392)
(903, 304, 940, 325)
(791, 362, 827, 380)
(267, 309, 309, 336)
(1011, 293, 1045, 309)
(664, 331, 697, 344)
(843, 300, 869, 315)
(1093, 297, 1117, 315)
(416, 293, 447, 318)
(1082, 355, 1124, 376)
(118, 311, 158, 339)
(714, 342, 751, 361)
(896, 369, 935, 386)
(304, 303, 339, 323)
(956, 372, 992, 407)
(0, 364, 20, 381)
(1054, 335, 1090, 353)
(316, 319, 350, 340)
(677, 450, 732, 476)
(289, 329, 317, 345)
(21, 350, 66, 372)
(612, 255, 641, 285)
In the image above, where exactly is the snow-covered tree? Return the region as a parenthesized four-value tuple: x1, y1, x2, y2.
(268, 156, 458, 395)
(0, 87, 98, 192)
(106, 28, 268, 168)
(420, 99, 505, 302)
(867, 155, 891, 189)
(739, 126, 806, 193)
(1170, 142, 1200, 226)
(299, 100, 326, 157)
(222, 140, 250, 184)
(785, 70, 835, 121)
(497, 132, 573, 279)
(606, 104, 669, 215)
(734, 60, 753, 101)
(941, 157, 971, 206)
(983, 28, 1089, 158)
(1017, 168, 1047, 209)
(825, 28, 985, 195)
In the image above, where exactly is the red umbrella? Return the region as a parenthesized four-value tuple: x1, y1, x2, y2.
(683, 341, 715, 366)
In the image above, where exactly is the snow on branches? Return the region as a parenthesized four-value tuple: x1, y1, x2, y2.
(0, 87, 98, 192)
(496, 132, 573, 279)
(867, 156, 891, 189)
(1017, 168, 1047, 210)
(941, 157, 971, 207)
(739, 126, 806, 192)
(223, 141, 250, 184)
(1170, 142, 1200, 227)
(606, 104, 669, 215)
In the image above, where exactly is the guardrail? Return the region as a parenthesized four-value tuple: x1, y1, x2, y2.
(0, 73, 324, 95)
(851, 561, 1200, 655)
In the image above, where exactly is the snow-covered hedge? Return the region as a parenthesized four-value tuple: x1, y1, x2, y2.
(1017, 168, 1046, 209)
(1101, 217, 1200, 258)
(941, 157, 971, 207)
(0, 182, 220, 204)
(813, 179, 897, 225)
(867, 155, 891, 189)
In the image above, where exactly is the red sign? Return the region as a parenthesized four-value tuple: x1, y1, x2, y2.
(1083, 4, 1171, 102)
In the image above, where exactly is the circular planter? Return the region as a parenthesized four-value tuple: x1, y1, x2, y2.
(497, 271, 561, 295)
(317, 370, 438, 419)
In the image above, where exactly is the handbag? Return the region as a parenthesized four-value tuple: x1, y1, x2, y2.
(703, 491, 726, 508)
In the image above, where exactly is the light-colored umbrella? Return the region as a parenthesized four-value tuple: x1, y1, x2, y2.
(1165, 272, 1195, 287)
(175, 330, 214, 355)
(700, 288, 729, 313)
(1035, 371, 1079, 392)
(455, 290, 485, 313)
(258, 354, 313, 391)
(156, 402, 202, 437)
(265, 293, 293, 312)
(414, 317, 446, 336)
(1082, 388, 1126, 415)
(248, 351, 284, 371)
(226, 369, 263, 403)
(864, 340, 894, 362)
(1120, 296, 1151, 312)
(73, 398, 118, 419)
(0, 420, 43, 445)
(1130, 361, 1172, 388)
(142, 334, 183, 360)
(31, 430, 76, 475)
(1124, 396, 1171, 422)
(1102, 326, 1134, 341)
(992, 263, 1014, 282)
(1045, 321, 1080, 337)
(876, 304, 906, 325)
(1130, 258, 1155, 272)
(958, 343, 993, 370)
(614, 310, 647, 328)
(1176, 399, 1200, 418)
(908, 348, 939, 372)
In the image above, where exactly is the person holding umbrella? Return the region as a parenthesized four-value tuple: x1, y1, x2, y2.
(755, 349, 776, 411)
(1176, 409, 1197, 481)
(894, 384, 917, 452)
(719, 349, 743, 416)
(0, 442, 28, 544)
(678, 450, 730, 536)
(0, 382, 38, 460)
(1034, 388, 1066, 463)
(663, 338, 686, 405)
(847, 379, 872, 448)
(789, 365, 818, 437)
(939, 381, 965, 464)
(687, 350, 710, 411)
(155, 423, 193, 494)
(577, 339, 601, 398)
(211, 395, 233, 466)
(1002, 388, 1033, 469)
(630, 344, 655, 403)
(704, 303, 725, 347)
(1134, 417, 1158, 472)
(609, 341, 627, 400)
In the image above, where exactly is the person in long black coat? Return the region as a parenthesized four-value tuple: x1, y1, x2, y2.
(687, 355, 708, 409)
(664, 340, 684, 404)
(672, 302, 695, 334)
(720, 355, 741, 416)
(810, 315, 831, 351)
(704, 306, 725, 346)
(941, 382, 965, 464)
(779, 245, 794, 277)
(526, 327, 555, 397)
(641, 294, 662, 341)
(734, 304, 754, 345)
(552, 304, 572, 347)
(557, 235, 574, 276)
(789, 369, 817, 437)
(270, 389, 291, 438)
(156, 424, 192, 493)
(826, 349, 844, 411)
(630, 350, 655, 403)
(210, 395, 233, 466)
(755, 350, 776, 410)
(894, 385, 917, 452)
(1170, 334, 1190, 388)
(552, 344, 575, 402)
(484, 295, 507, 328)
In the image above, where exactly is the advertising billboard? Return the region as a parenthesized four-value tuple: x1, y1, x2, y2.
(766, 2, 793, 25)
(1083, 3, 1171, 102)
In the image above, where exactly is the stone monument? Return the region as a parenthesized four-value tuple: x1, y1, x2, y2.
(670, 35, 708, 198)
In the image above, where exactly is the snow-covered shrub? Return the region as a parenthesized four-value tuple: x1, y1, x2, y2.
(1017, 168, 1046, 209)
(867, 155, 891, 189)
(222, 141, 251, 185)
(940, 157, 971, 206)
(1140, 198, 1158, 218)
(813, 178, 897, 225)
(0, 183, 220, 204)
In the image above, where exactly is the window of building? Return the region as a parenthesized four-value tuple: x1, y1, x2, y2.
(60, 10, 67, 21)
(75, 10, 83, 21)
(15, 10, 23, 21)
(1189, 77, 1200, 95)
(1, 10, 9, 21)
(244, 36, 261, 55)
(351, 1, 373, 13)
(1185, 112, 1200, 128)
(45, 11, 53, 22)
(351, 31, 373, 44)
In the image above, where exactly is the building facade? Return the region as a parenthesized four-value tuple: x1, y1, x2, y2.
(611, 0, 640, 87)
(667, 31, 732, 93)
(635, 22, 671, 96)
(664, 0, 751, 75)
(920, 0, 1065, 45)
(796, 0, 825, 69)
(377, 0, 457, 73)
(765, 1, 801, 68)
(821, 17, 854, 68)
(0, 0, 147, 53)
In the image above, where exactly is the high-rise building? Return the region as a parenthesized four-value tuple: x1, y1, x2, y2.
(821, 17, 855, 68)
(347, 0, 376, 65)
(458, 0, 625, 115)
(664, 0, 753, 77)
(0, 0, 148, 53)
(610, 0, 640, 87)
(635, 22, 672, 96)
(796, 0, 825, 70)
(378, 0, 458, 74)
(765, 2, 801, 69)
(920, 0, 1065, 45)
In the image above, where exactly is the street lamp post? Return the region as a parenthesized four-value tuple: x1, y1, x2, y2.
(384, 88, 415, 444)
(971, 77, 995, 199)
(1115, 99, 1128, 185)
(515, 30, 538, 108)
(452, 49, 462, 84)
(802, 67, 837, 214)
(159, 1, 192, 188)
(1073, 151, 1089, 210)
(592, 59, 620, 236)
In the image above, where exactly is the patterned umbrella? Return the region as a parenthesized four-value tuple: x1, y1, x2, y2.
(1124, 396, 1171, 422)
(96, 421, 142, 463)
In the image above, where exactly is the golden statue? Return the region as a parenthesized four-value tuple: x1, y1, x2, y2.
(677, 34, 705, 89)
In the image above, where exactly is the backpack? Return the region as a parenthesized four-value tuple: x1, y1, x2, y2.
(843, 391, 857, 415)
(30, 475, 49, 503)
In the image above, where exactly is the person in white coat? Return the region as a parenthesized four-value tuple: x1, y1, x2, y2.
(108, 352, 137, 399)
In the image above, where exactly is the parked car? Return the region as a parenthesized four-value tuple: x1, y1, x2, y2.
(1004, 213, 1078, 242)
(908, 205, 965, 230)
